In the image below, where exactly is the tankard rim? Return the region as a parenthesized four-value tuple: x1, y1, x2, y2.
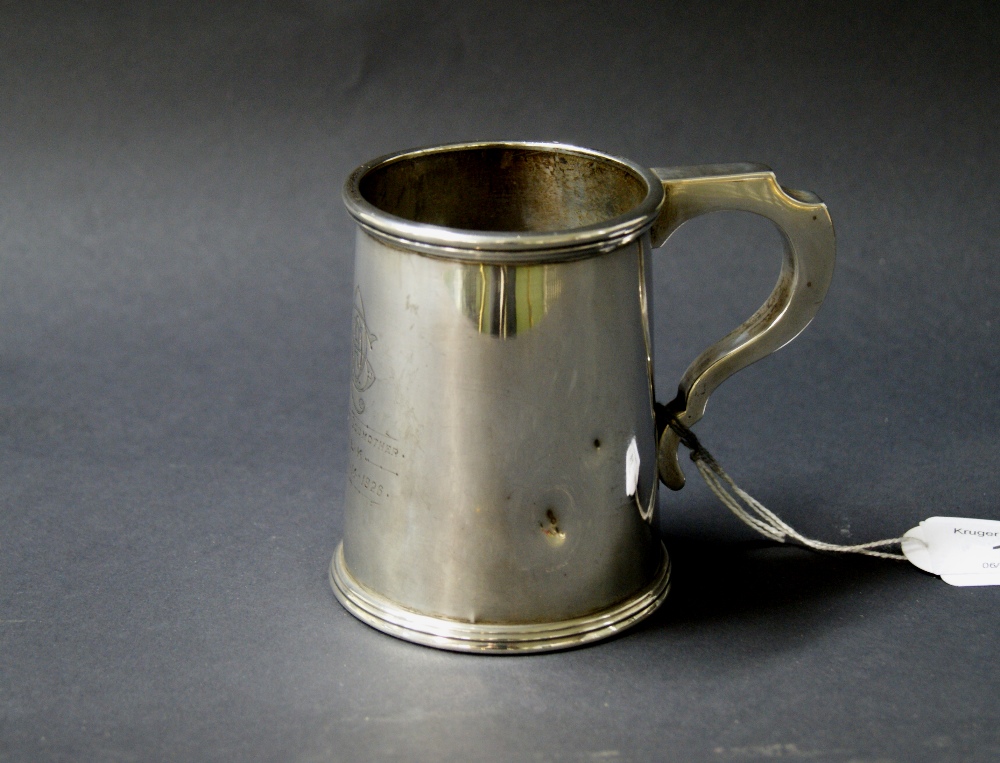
(343, 141, 666, 262)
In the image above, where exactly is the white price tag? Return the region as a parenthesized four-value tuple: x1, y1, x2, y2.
(665, 416, 999, 586)
(901, 516, 1000, 586)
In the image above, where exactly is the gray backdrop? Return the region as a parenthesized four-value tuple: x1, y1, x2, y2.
(1, 2, 997, 761)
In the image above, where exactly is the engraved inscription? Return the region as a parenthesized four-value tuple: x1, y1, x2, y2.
(350, 414, 401, 462)
(349, 464, 386, 500)
(351, 286, 377, 415)
(346, 287, 406, 507)
(347, 410, 404, 507)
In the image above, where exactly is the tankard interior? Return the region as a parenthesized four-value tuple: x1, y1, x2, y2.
(357, 146, 649, 233)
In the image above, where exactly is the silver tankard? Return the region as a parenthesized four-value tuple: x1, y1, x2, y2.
(330, 142, 835, 653)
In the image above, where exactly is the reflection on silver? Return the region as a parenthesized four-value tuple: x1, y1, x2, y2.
(447, 263, 561, 338)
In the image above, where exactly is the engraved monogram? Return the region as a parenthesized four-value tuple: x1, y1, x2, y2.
(351, 287, 377, 415)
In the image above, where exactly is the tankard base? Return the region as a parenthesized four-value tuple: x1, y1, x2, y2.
(329, 542, 671, 654)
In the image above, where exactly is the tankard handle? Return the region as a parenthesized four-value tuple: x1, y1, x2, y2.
(648, 164, 836, 490)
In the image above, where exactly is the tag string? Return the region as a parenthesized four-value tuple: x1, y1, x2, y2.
(668, 419, 907, 561)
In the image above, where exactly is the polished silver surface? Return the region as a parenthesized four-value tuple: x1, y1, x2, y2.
(343, 229, 662, 629)
(650, 164, 836, 489)
(330, 541, 671, 653)
(333, 142, 836, 652)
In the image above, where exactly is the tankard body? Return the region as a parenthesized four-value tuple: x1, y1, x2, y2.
(331, 142, 835, 652)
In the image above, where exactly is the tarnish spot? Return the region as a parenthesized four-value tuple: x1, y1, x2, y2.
(540, 509, 566, 547)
